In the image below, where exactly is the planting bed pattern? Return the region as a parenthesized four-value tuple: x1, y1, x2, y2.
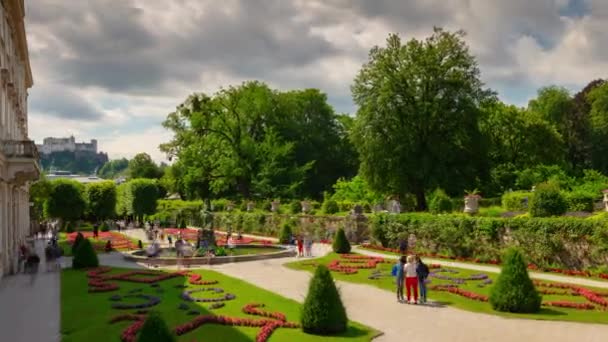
(163, 228, 274, 246)
(360, 244, 608, 280)
(83, 267, 304, 341)
(66, 231, 137, 252)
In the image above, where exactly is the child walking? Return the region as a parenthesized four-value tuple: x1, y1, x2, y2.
(403, 255, 419, 304)
(393, 256, 406, 302)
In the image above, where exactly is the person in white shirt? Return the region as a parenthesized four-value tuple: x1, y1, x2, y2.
(403, 255, 419, 304)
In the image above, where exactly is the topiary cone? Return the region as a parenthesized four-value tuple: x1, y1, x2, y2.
(279, 223, 292, 244)
(72, 238, 99, 269)
(72, 232, 85, 255)
(301, 265, 348, 335)
(489, 248, 541, 313)
(137, 311, 176, 342)
(332, 228, 351, 254)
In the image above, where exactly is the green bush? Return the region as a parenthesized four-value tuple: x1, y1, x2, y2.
(529, 182, 567, 217)
(137, 311, 176, 342)
(290, 200, 302, 214)
(279, 223, 293, 244)
(479, 197, 502, 207)
(215, 246, 227, 256)
(501, 191, 533, 211)
(100, 222, 109, 232)
(301, 265, 348, 335)
(429, 188, 453, 214)
(332, 228, 351, 254)
(489, 248, 541, 313)
(211, 199, 228, 212)
(72, 238, 99, 269)
(180, 220, 187, 229)
(72, 232, 85, 254)
(65, 221, 75, 233)
(564, 190, 595, 212)
(322, 199, 339, 214)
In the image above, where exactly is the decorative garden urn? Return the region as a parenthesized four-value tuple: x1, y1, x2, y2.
(246, 201, 255, 212)
(271, 200, 280, 212)
(603, 190, 608, 212)
(463, 195, 481, 214)
(226, 201, 234, 212)
(301, 201, 311, 214)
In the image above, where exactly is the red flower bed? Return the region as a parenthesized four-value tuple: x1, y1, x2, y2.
(86, 267, 188, 293)
(66, 232, 136, 250)
(327, 254, 388, 274)
(361, 244, 607, 280)
(243, 303, 286, 322)
(575, 288, 608, 308)
(188, 273, 219, 285)
(429, 285, 489, 302)
(109, 313, 146, 342)
(543, 301, 596, 310)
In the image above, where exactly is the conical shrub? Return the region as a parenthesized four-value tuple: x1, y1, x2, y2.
(279, 223, 293, 244)
(489, 248, 541, 313)
(72, 238, 99, 269)
(332, 228, 351, 254)
(137, 311, 176, 342)
(301, 265, 348, 335)
(72, 232, 85, 255)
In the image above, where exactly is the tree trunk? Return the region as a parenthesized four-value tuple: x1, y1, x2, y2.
(414, 189, 427, 211)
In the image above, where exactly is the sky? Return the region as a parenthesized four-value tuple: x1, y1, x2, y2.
(24, 0, 608, 163)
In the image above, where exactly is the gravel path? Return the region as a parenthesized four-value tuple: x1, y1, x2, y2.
(211, 248, 608, 342)
(353, 247, 608, 289)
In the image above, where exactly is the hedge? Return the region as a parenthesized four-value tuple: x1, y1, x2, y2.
(564, 190, 596, 212)
(369, 213, 607, 269)
(501, 191, 533, 211)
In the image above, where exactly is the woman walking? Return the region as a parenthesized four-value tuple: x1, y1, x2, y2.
(403, 255, 419, 304)
(297, 236, 304, 257)
(416, 255, 430, 304)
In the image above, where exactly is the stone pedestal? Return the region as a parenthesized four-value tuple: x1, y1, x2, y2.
(463, 195, 480, 214)
(271, 201, 280, 213)
(389, 200, 401, 214)
(246, 201, 255, 212)
(301, 201, 311, 214)
(226, 201, 234, 212)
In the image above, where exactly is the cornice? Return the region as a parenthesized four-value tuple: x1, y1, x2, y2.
(3, 0, 32, 88)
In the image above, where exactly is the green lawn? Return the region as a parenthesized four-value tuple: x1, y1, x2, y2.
(286, 253, 608, 325)
(61, 267, 379, 342)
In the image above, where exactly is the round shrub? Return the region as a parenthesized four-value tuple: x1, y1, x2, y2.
(529, 182, 567, 217)
(138, 240, 143, 249)
(322, 200, 339, 214)
(564, 190, 595, 212)
(279, 223, 293, 244)
(100, 222, 109, 232)
(137, 311, 176, 342)
(429, 188, 453, 214)
(72, 232, 85, 255)
(290, 200, 302, 214)
(301, 265, 348, 335)
(332, 228, 351, 254)
(489, 248, 541, 313)
(501, 191, 534, 211)
(72, 238, 99, 269)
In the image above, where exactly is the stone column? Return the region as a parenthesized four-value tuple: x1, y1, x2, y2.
(603, 190, 608, 212)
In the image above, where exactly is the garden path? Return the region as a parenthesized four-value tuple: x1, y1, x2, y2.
(211, 248, 608, 342)
(353, 247, 608, 289)
(0, 238, 61, 342)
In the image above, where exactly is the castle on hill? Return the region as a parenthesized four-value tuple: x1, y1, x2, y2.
(36, 135, 98, 154)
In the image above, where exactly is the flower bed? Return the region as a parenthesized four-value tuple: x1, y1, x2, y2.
(327, 254, 390, 274)
(360, 243, 608, 280)
(86, 267, 187, 293)
(180, 288, 236, 303)
(109, 313, 146, 342)
(110, 294, 161, 310)
(162, 228, 274, 246)
(66, 232, 136, 251)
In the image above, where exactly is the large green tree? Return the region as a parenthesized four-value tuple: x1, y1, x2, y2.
(29, 175, 52, 221)
(116, 179, 159, 223)
(44, 179, 86, 224)
(351, 29, 491, 210)
(588, 82, 608, 173)
(85, 181, 117, 221)
(128, 153, 162, 179)
(98, 158, 129, 179)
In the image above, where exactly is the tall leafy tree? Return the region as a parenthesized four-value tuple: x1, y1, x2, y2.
(116, 179, 159, 223)
(128, 153, 162, 179)
(351, 29, 491, 210)
(85, 181, 117, 221)
(29, 175, 52, 221)
(587, 82, 608, 173)
(44, 179, 86, 225)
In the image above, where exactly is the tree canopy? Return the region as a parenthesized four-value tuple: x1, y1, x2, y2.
(85, 181, 117, 221)
(128, 153, 162, 179)
(44, 179, 86, 223)
(98, 158, 129, 179)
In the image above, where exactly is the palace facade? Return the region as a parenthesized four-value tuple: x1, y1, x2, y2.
(0, 0, 39, 279)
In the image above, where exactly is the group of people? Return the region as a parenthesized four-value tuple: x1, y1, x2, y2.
(393, 254, 430, 304)
(295, 235, 313, 257)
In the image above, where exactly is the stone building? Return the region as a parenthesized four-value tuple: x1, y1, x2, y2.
(0, 0, 39, 279)
(36, 136, 98, 155)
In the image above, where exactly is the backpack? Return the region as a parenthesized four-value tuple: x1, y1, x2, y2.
(391, 263, 399, 277)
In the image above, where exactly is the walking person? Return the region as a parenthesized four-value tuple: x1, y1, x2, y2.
(416, 255, 430, 304)
(305, 236, 313, 257)
(403, 255, 419, 304)
(93, 222, 99, 239)
(297, 236, 304, 257)
(399, 238, 408, 255)
(392, 256, 406, 302)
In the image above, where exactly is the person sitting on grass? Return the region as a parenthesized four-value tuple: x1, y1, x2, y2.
(416, 255, 430, 304)
(403, 255, 419, 304)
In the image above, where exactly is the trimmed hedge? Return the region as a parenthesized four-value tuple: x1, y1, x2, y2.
(564, 190, 595, 212)
(137, 311, 176, 342)
(301, 265, 348, 335)
(332, 228, 351, 254)
(369, 213, 607, 269)
(72, 232, 85, 255)
(501, 191, 533, 211)
(322, 199, 340, 214)
(490, 248, 541, 313)
(529, 183, 567, 217)
(429, 189, 453, 214)
(72, 238, 99, 269)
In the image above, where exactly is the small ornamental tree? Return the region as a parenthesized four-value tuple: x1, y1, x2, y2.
(301, 265, 348, 335)
(72, 232, 85, 254)
(428, 188, 453, 214)
(279, 222, 293, 244)
(72, 238, 99, 269)
(137, 311, 176, 342)
(322, 199, 339, 214)
(332, 228, 351, 254)
(529, 182, 567, 217)
(489, 248, 541, 313)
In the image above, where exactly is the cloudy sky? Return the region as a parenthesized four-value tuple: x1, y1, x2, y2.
(25, 0, 608, 162)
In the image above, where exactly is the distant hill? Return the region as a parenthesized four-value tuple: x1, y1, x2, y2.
(39, 150, 109, 175)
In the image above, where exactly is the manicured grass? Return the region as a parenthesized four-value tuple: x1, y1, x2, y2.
(61, 267, 379, 341)
(286, 253, 608, 324)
